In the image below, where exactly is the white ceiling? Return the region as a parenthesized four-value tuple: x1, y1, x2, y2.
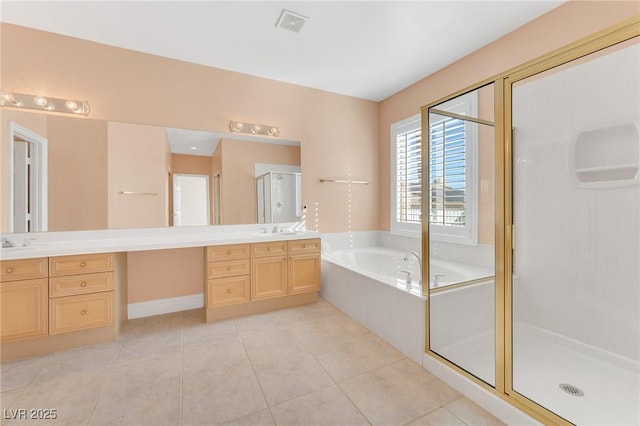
(1, 1, 564, 102)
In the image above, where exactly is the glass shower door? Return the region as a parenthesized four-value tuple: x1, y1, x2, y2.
(511, 40, 640, 425)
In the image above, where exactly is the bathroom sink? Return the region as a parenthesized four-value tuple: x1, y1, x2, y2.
(255, 231, 300, 237)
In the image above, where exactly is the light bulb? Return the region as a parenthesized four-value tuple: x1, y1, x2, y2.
(2, 92, 15, 103)
(44, 103, 55, 111)
(65, 100, 79, 111)
(268, 127, 280, 137)
(34, 96, 48, 107)
(251, 125, 261, 134)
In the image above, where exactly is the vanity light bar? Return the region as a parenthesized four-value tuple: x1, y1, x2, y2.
(0, 91, 90, 116)
(229, 120, 280, 137)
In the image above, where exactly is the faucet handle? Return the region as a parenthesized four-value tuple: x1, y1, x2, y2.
(400, 270, 412, 281)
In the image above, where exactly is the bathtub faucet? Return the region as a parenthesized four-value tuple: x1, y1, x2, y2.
(403, 251, 422, 284)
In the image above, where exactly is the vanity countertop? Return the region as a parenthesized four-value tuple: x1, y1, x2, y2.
(0, 224, 320, 260)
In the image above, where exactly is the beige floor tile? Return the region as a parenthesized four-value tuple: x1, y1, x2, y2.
(0, 388, 24, 410)
(183, 340, 250, 376)
(220, 408, 275, 426)
(233, 310, 292, 337)
(251, 350, 334, 406)
(182, 365, 267, 425)
(89, 356, 182, 426)
(271, 385, 369, 426)
(445, 397, 506, 426)
(241, 328, 307, 362)
(339, 362, 452, 426)
(0, 356, 48, 392)
(31, 342, 122, 384)
(5, 367, 111, 425)
(315, 333, 404, 382)
(408, 407, 465, 425)
(115, 329, 182, 365)
(182, 319, 239, 352)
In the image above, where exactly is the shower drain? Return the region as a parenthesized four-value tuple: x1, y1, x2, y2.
(559, 383, 584, 397)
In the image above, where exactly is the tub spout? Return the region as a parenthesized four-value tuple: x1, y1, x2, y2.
(403, 251, 422, 284)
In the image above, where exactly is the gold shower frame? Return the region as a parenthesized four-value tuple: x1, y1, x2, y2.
(420, 15, 639, 426)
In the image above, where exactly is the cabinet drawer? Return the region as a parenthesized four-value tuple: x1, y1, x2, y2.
(207, 259, 250, 279)
(288, 238, 321, 254)
(251, 241, 287, 258)
(1, 258, 48, 282)
(50, 272, 114, 298)
(207, 244, 250, 262)
(50, 292, 114, 334)
(49, 253, 113, 277)
(207, 276, 251, 308)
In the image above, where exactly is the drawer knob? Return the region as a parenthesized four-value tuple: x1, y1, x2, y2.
(303, 244, 307, 248)
(80, 282, 87, 287)
(268, 247, 272, 251)
(227, 288, 232, 294)
(80, 309, 87, 315)
(80, 262, 86, 267)
(5, 267, 13, 273)
(227, 266, 232, 271)
(226, 250, 232, 255)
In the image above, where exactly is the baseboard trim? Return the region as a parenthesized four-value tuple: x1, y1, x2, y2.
(128, 293, 204, 319)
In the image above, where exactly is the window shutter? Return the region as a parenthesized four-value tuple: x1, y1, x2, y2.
(396, 127, 422, 224)
(429, 118, 466, 226)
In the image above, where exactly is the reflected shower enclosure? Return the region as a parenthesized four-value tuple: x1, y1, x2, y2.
(256, 171, 302, 223)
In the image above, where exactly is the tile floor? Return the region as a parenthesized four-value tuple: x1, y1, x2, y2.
(1, 298, 504, 426)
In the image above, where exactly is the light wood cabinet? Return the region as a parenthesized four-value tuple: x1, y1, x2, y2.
(288, 239, 321, 294)
(206, 244, 251, 310)
(1, 258, 48, 282)
(251, 255, 288, 300)
(205, 238, 321, 322)
(0, 278, 48, 342)
(50, 292, 114, 334)
(48, 253, 115, 334)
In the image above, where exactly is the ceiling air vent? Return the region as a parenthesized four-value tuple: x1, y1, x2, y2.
(275, 9, 309, 33)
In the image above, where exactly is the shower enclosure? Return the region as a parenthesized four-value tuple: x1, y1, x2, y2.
(423, 19, 639, 425)
(255, 171, 302, 223)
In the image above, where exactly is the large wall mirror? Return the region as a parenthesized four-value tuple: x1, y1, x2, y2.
(0, 109, 301, 233)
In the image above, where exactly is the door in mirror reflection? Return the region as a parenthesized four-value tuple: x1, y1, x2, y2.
(9, 122, 48, 233)
(172, 174, 210, 226)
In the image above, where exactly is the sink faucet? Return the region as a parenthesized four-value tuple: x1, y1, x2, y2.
(403, 251, 422, 284)
(1, 238, 15, 248)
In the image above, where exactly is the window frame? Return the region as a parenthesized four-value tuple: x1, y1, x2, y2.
(390, 91, 478, 244)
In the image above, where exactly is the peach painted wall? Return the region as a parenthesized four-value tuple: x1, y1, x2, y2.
(107, 121, 169, 229)
(1, 110, 47, 232)
(171, 154, 212, 176)
(47, 115, 108, 231)
(0, 23, 380, 234)
(127, 248, 204, 303)
(220, 139, 301, 225)
(378, 1, 640, 231)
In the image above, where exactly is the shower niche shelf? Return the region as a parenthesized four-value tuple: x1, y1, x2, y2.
(571, 123, 639, 188)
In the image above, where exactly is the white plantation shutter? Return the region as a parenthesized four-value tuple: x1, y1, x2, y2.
(396, 127, 422, 224)
(429, 117, 467, 226)
(390, 91, 477, 243)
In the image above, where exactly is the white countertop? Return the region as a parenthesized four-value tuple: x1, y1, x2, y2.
(0, 224, 321, 260)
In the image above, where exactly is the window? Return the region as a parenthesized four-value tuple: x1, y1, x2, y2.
(391, 92, 477, 243)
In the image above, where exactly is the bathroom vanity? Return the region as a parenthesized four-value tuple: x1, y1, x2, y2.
(0, 226, 321, 362)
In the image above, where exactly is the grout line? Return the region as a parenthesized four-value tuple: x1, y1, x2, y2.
(238, 331, 276, 423)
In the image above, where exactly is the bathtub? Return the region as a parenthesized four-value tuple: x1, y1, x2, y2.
(321, 246, 427, 362)
(321, 244, 494, 364)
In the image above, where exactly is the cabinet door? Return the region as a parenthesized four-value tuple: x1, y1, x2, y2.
(288, 253, 321, 294)
(251, 256, 287, 300)
(1, 278, 48, 342)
